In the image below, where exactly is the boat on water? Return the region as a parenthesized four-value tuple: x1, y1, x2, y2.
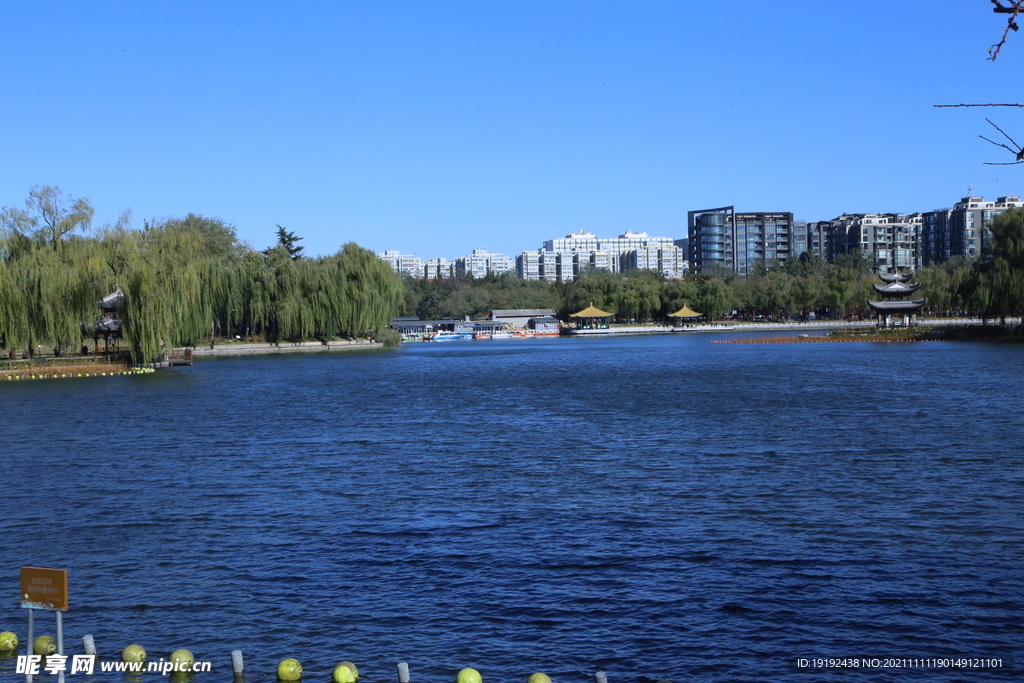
(431, 332, 472, 341)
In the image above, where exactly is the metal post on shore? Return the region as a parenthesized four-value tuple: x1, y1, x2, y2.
(55, 611, 64, 683)
(25, 608, 33, 683)
(398, 661, 410, 683)
(231, 649, 244, 680)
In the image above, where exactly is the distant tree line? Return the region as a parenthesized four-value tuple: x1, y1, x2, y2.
(0, 186, 405, 363)
(403, 210, 1024, 323)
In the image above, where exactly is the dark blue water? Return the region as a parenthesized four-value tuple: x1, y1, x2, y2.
(1, 334, 1021, 682)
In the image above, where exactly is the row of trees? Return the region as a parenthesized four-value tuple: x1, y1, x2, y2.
(4, 187, 1021, 362)
(400, 211, 1024, 323)
(0, 187, 405, 363)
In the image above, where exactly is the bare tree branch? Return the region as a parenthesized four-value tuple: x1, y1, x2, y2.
(934, 103, 1024, 107)
(986, 118, 1023, 153)
(979, 118, 1024, 165)
(989, 0, 1024, 60)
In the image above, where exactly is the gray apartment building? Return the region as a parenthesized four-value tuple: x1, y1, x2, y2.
(822, 213, 923, 271)
(688, 207, 797, 277)
(922, 195, 1023, 264)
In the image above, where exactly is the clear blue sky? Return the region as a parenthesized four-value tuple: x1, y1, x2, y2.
(2, 1, 1023, 260)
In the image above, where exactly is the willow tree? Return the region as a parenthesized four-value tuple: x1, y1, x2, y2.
(118, 226, 211, 362)
(0, 188, 108, 355)
(331, 243, 406, 336)
(963, 207, 1024, 321)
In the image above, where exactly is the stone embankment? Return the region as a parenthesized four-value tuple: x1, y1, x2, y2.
(184, 339, 382, 357)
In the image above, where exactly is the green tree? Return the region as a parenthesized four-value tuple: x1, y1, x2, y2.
(963, 207, 1024, 320)
(271, 225, 304, 260)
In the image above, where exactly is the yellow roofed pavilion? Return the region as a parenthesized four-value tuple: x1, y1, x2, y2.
(569, 303, 613, 318)
(668, 305, 703, 318)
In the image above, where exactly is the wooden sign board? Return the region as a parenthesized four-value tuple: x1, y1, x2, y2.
(20, 567, 68, 611)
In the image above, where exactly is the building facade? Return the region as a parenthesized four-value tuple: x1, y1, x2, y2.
(824, 213, 923, 271)
(922, 195, 1024, 264)
(378, 250, 423, 278)
(455, 249, 515, 278)
(688, 207, 797, 277)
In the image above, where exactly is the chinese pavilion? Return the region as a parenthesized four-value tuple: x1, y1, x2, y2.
(866, 272, 926, 328)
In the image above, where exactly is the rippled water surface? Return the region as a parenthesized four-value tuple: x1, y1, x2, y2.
(1, 334, 1022, 682)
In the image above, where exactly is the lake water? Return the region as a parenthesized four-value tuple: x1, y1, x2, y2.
(0, 334, 1021, 682)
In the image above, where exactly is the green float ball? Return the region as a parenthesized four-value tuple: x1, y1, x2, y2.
(33, 635, 56, 655)
(277, 657, 303, 681)
(333, 661, 359, 683)
(170, 649, 194, 672)
(0, 631, 18, 651)
(527, 675, 551, 683)
(122, 644, 146, 663)
(457, 668, 482, 683)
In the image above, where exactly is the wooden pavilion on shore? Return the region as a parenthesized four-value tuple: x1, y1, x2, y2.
(668, 305, 704, 327)
(568, 303, 613, 330)
(91, 287, 125, 358)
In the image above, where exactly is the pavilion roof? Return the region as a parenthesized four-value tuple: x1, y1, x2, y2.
(569, 303, 613, 317)
(867, 298, 926, 311)
(98, 286, 124, 310)
(873, 282, 921, 296)
(668, 305, 703, 317)
(879, 272, 913, 283)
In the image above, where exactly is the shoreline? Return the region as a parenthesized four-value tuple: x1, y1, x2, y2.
(182, 339, 383, 357)
(564, 317, 1020, 336)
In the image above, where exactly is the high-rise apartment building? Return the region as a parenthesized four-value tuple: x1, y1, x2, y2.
(922, 195, 1023, 264)
(825, 213, 923, 271)
(532, 230, 685, 280)
(423, 257, 455, 279)
(516, 250, 542, 281)
(455, 249, 515, 279)
(688, 207, 796, 277)
(378, 250, 423, 278)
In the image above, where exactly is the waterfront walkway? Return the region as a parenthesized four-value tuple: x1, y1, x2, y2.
(567, 317, 1021, 336)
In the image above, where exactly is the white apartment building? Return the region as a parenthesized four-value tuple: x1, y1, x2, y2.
(602, 230, 676, 253)
(529, 230, 685, 281)
(423, 257, 455, 279)
(455, 249, 515, 279)
(623, 245, 688, 278)
(543, 230, 602, 253)
(378, 250, 423, 278)
(516, 250, 542, 280)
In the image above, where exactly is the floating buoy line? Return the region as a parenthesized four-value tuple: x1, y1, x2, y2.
(2, 367, 156, 381)
(0, 631, 643, 683)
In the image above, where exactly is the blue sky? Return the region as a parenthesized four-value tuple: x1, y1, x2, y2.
(2, 1, 1023, 260)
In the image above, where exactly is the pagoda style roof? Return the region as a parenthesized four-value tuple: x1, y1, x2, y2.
(94, 316, 121, 332)
(99, 286, 124, 311)
(569, 303, 613, 317)
(867, 298, 926, 311)
(873, 282, 921, 296)
(878, 272, 913, 283)
(668, 305, 703, 318)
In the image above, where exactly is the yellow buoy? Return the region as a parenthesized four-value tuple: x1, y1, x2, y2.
(33, 635, 56, 655)
(333, 661, 359, 683)
(0, 631, 18, 651)
(122, 644, 146, 663)
(527, 675, 551, 683)
(170, 649, 194, 672)
(457, 668, 482, 683)
(277, 657, 303, 681)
